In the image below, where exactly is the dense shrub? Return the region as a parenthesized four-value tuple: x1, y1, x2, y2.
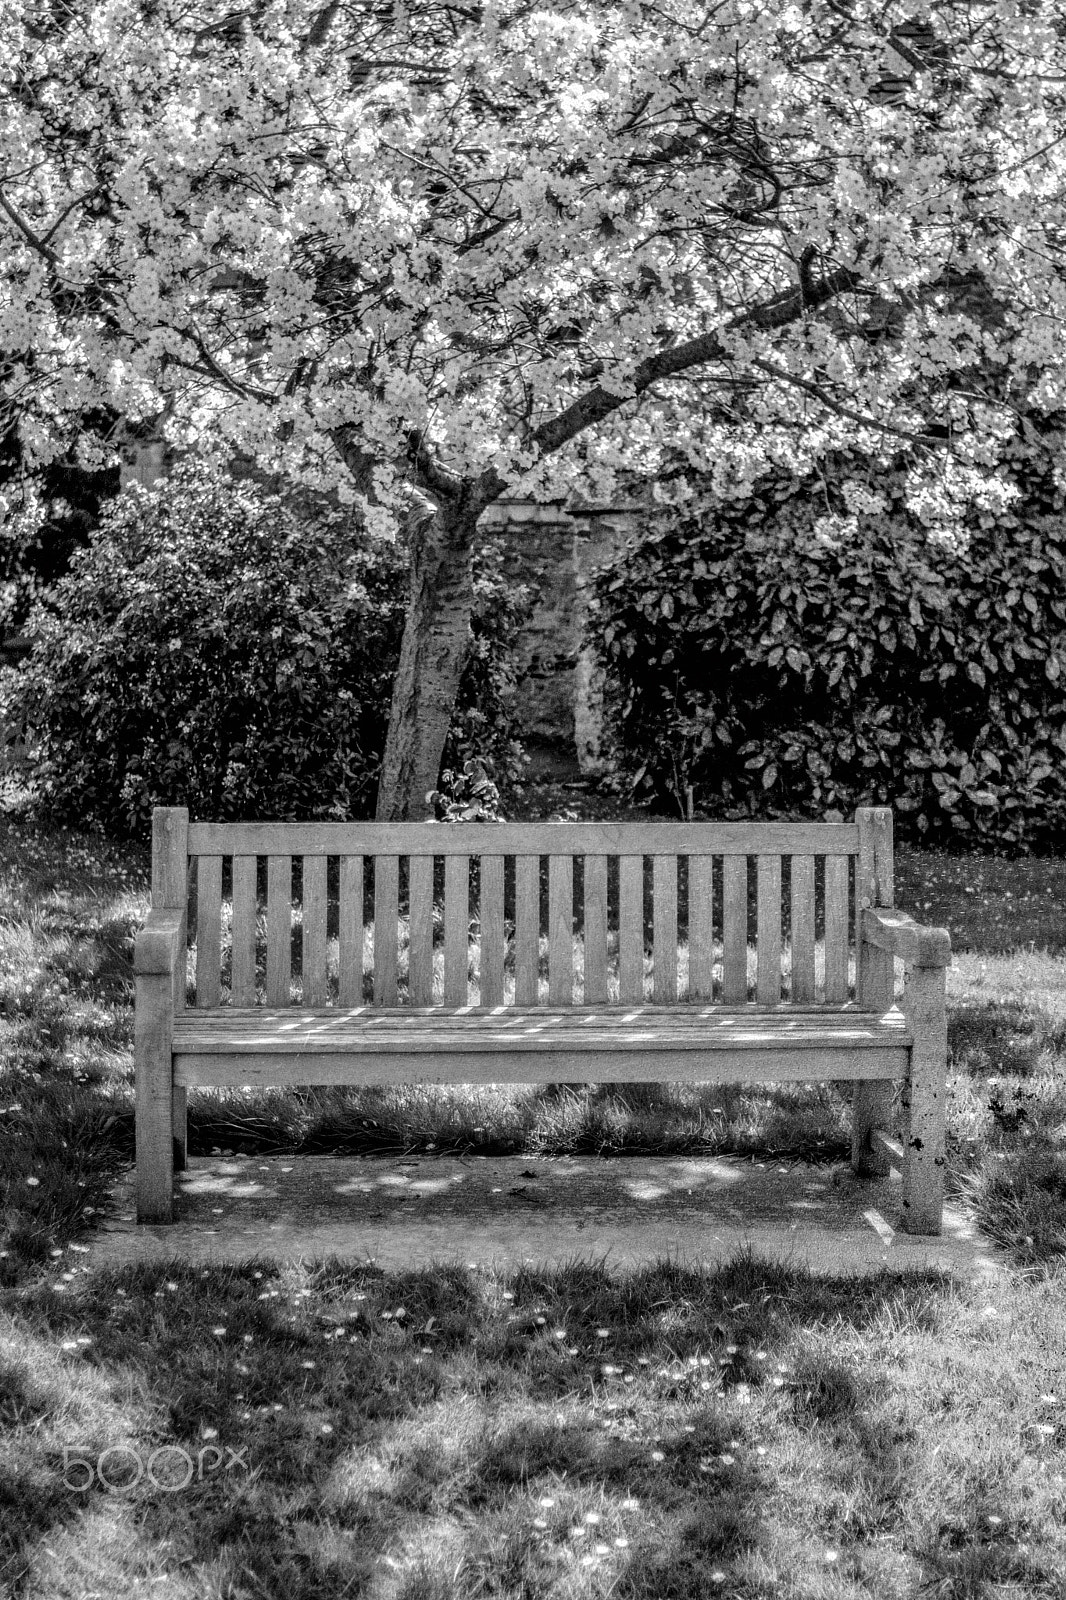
(1, 462, 531, 832)
(587, 416, 1066, 851)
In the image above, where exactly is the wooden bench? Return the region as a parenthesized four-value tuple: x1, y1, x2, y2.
(133, 805, 952, 1233)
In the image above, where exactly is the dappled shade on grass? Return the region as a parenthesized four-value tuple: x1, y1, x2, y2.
(3, 1252, 1063, 1599)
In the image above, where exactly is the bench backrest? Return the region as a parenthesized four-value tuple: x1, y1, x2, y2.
(150, 809, 895, 1010)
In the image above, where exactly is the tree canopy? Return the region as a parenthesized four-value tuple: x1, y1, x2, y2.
(2, 0, 1065, 812)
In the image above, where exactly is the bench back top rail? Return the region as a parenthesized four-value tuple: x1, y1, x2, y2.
(151, 809, 895, 1012)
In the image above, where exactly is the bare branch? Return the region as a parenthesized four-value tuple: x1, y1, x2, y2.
(748, 357, 941, 445)
(0, 188, 58, 264)
(39, 185, 104, 249)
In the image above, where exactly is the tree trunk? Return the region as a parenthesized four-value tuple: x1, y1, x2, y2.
(375, 495, 480, 820)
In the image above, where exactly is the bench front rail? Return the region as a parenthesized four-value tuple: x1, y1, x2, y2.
(134, 807, 951, 1234)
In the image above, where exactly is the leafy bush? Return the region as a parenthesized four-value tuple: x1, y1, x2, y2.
(587, 416, 1066, 851)
(1, 462, 531, 832)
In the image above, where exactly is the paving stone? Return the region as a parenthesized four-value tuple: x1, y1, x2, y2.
(88, 1155, 1010, 1280)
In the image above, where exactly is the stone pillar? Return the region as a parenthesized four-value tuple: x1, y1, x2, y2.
(481, 499, 579, 777)
(482, 498, 641, 780)
(570, 504, 642, 776)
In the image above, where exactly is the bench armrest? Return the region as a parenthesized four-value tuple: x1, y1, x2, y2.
(134, 908, 186, 976)
(861, 907, 951, 968)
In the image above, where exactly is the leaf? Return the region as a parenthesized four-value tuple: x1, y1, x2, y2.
(762, 764, 778, 789)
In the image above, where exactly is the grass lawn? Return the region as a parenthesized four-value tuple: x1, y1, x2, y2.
(1, 815, 1065, 1599)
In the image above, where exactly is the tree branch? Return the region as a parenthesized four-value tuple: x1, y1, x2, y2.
(406, 430, 464, 501)
(39, 185, 105, 249)
(749, 356, 941, 445)
(0, 188, 58, 265)
(474, 261, 863, 501)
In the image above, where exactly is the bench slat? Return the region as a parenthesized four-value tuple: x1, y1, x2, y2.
(303, 854, 329, 1006)
(179, 1001, 900, 1028)
(825, 856, 850, 1003)
(548, 855, 573, 1005)
(231, 854, 258, 1006)
(338, 855, 364, 1006)
(373, 855, 399, 1005)
(479, 855, 505, 1006)
(583, 853, 608, 1004)
(407, 854, 433, 1006)
(722, 856, 748, 1003)
(189, 820, 860, 857)
(175, 1012, 907, 1044)
(176, 1047, 908, 1088)
(756, 855, 782, 1005)
(175, 1006, 908, 1046)
(195, 855, 223, 1008)
(652, 855, 678, 1003)
(790, 855, 816, 1002)
(266, 856, 292, 1006)
(618, 855, 644, 1002)
(689, 856, 714, 1002)
(444, 855, 469, 1006)
(515, 855, 540, 1005)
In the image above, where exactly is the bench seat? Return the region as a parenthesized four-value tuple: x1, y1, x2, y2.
(173, 1005, 912, 1086)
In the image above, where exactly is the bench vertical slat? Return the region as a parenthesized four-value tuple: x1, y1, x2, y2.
(338, 855, 364, 1006)
(266, 855, 292, 1006)
(756, 855, 782, 1005)
(547, 854, 574, 1005)
(583, 854, 608, 1005)
(652, 855, 678, 1003)
(618, 855, 644, 1003)
(853, 808, 896, 1174)
(688, 856, 715, 1001)
(789, 855, 816, 1002)
(231, 854, 258, 1006)
(444, 855, 470, 1006)
(407, 854, 434, 1006)
(514, 855, 540, 1006)
(195, 855, 223, 1008)
(374, 855, 400, 1005)
(303, 855, 329, 1005)
(480, 855, 505, 1007)
(824, 855, 850, 1002)
(722, 856, 748, 1003)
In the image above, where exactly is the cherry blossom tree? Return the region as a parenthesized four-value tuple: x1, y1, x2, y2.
(2, 0, 1064, 816)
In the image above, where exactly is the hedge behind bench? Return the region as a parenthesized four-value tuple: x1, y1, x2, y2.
(1, 462, 531, 834)
(588, 421, 1066, 852)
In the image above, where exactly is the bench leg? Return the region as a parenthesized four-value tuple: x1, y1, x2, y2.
(900, 963, 947, 1235)
(135, 974, 174, 1223)
(851, 1081, 894, 1177)
(173, 1086, 188, 1173)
